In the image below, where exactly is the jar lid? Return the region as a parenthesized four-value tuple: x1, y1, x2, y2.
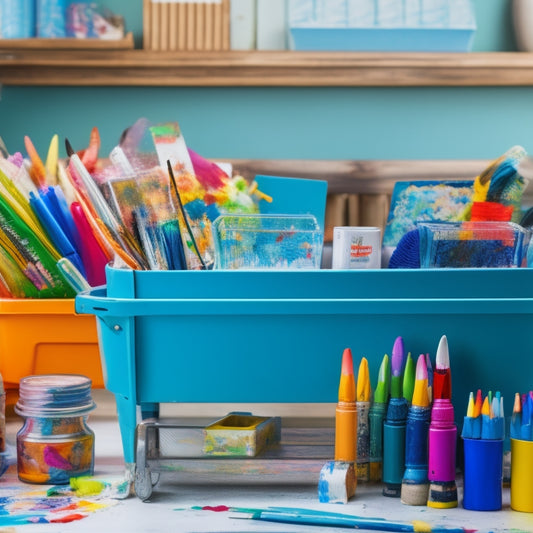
(15, 374, 96, 417)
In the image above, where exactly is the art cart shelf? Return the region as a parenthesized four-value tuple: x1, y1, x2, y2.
(1, 50, 533, 86)
(134, 420, 334, 500)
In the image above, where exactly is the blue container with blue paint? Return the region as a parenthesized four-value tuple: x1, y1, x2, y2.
(0, 0, 36, 39)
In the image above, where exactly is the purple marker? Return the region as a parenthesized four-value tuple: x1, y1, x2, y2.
(427, 337, 457, 508)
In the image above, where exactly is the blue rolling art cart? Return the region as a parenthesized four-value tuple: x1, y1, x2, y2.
(76, 266, 533, 498)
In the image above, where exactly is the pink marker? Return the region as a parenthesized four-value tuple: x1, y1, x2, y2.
(427, 335, 457, 508)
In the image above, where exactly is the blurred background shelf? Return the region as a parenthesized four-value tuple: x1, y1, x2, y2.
(1, 50, 533, 86)
(0, 32, 134, 50)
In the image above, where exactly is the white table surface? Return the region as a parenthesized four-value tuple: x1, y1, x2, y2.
(2, 391, 533, 533)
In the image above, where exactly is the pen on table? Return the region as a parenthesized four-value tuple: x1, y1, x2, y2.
(356, 356, 371, 482)
(427, 335, 458, 509)
(369, 353, 389, 482)
(383, 336, 408, 497)
(401, 353, 431, 506)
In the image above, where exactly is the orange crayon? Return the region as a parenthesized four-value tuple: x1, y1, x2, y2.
(335, 348, 357, 463)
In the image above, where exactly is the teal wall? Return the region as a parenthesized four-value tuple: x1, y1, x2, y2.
(2, 0, 531, 161)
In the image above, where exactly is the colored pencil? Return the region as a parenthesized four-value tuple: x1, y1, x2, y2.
(401, 354, 431, 505)
(335, 348, 357, 463)
(369, 353, 389, 482)
(383, 336, 408, 497)
(356, 356, 371, 482)
(511, 392, 522, 439)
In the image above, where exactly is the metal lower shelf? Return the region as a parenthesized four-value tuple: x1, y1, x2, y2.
(134, 418, 335, 500)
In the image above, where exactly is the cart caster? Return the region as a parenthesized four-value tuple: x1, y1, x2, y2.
(134, 467, 154, 501)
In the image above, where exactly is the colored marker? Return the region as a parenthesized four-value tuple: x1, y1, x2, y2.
(383, 336, 408, 497)
(401, 354, 431, 506)
(356, 357, 371, 482)
(369, 353, 390, 482)
(427, 335, 458, 509)
(335, 348, 357, 464)
(402, 353, 415, 404)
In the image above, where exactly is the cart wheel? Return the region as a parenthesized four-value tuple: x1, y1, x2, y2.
(151, 471, 160, 486)
(134, 467, 153, 501)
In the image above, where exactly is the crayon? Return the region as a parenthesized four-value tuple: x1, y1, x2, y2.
(401, 354, 431, 506)
(383, 336, 408, 497)
(356, 357, 371, 482)
(427, 335, 458, 509)
(369, 354, 390, 482)
(335, 348, 357, 463)
(319, 347, 357, 503)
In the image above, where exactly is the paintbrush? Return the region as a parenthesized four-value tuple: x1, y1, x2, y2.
(232, 507, 473, 532)
(167, 160, 206, 269)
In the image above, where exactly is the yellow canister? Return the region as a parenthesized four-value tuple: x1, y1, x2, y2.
(511, 438, 533, 512)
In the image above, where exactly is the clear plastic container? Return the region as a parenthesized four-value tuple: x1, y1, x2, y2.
(15, 374, 95, 484)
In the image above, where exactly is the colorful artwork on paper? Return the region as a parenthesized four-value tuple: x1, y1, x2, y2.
(383, 180, 474, 250)
(0, 468, 123, 527)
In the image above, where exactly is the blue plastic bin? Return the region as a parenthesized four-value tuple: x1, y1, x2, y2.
(75, 266, 533, 468)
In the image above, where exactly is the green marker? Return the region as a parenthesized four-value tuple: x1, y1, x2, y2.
(369, 353, 390, 482)
(403, 353, 415, 404)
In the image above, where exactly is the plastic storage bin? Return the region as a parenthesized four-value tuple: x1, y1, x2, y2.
(76, 266, 533, 472)
(0, 299, 102, 404)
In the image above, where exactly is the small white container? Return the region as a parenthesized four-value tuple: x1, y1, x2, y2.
(332, 226, 381, 269)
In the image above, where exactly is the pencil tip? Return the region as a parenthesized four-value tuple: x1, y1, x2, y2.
(64, 138, 74, 157)
(341, 348, 354, 376)
(435, 335, 449, 369)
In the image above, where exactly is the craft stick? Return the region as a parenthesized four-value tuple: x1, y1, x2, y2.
(204, 1, 213, 50)
(221, 0, 230, 50)
(213, 0, 222, 50)
(143, 0, 151, 49)
(169, 3, 178, 51)
(160, 2, 169, 51)
(178, 2, 187, 50)
(187, 3, 196, 51)
(196, 2, 204, 51)
(151, 1, 160, 51)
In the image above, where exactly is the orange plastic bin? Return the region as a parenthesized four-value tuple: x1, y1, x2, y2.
(0, 299, 102, 405)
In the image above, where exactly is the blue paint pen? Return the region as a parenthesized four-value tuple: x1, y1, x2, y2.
(382, 336, 408, 497)
(401, 354, 431, 506)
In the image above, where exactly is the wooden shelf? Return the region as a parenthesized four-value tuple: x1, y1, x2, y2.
(1, 50, 533, 87)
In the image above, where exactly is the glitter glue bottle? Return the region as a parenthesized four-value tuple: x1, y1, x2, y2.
(15, 374, 95, 484)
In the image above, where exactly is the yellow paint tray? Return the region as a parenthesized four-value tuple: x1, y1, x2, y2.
(203, 413, 281, 457)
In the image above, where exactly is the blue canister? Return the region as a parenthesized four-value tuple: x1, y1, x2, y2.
(36, 0, 68, 38)
(462, 438, 503, 511)
(0, 0, 36, 39)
